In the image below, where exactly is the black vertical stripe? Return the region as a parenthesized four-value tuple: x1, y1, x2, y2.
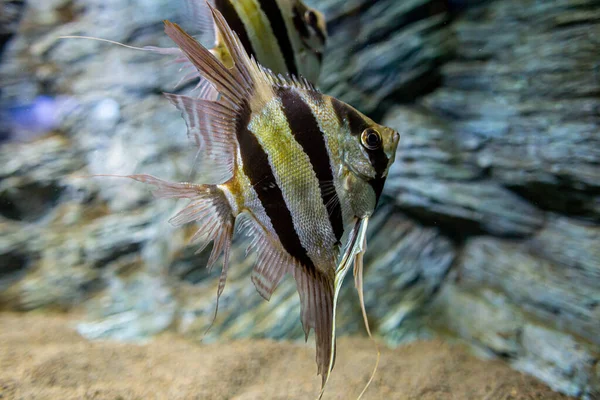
(215, 0, 257, 60)
(235, 104, 316, 275)
(313, 25, 326, 47)
(370, 176, 386, 204)
(257, 0, 299, 77)
(346, 107, 369, 137)
(292, 6, 324, 64)
(368, 148, 389, 180)
(277, 88, 344, 243)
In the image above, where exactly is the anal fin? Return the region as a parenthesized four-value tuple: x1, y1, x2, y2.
(251, 248, 289, 301)
(238, 215, 291, 301)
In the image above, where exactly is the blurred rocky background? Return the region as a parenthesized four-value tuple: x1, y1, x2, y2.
(0, 0, 598, 398)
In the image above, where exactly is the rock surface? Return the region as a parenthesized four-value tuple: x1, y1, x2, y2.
(0, 0, 599, 398)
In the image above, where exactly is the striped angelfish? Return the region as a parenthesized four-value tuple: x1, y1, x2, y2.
(118, 5, 398, 396)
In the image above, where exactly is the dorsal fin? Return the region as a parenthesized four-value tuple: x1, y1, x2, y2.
(255, 66, 318, 92)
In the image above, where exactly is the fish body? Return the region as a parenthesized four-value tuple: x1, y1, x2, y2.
(164, 0, 327, 91)
(126, 4, 398, 391)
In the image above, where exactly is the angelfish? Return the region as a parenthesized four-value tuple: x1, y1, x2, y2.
(121, 5, 398, 394)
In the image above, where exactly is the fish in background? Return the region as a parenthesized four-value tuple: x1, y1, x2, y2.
(147, 0, 328, 93)
(112, 5, 398, 396)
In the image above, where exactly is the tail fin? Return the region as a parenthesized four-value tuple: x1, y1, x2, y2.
(126, 174, 234, 331)
(144, 45, 219, 96)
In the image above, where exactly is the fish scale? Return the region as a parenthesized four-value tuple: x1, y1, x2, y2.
(250, 95, 337, 270)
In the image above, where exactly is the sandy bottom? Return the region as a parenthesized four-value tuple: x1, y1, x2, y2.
(0, 312, 571, 400)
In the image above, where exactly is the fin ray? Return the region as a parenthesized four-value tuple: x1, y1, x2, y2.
(239, 214, 291, 301)
(203, 218, 233, 336)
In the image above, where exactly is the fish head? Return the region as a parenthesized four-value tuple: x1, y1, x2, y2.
(291, 0, 327, 55)
(335, 100, 400, 214)
(340, 108, 398, 181)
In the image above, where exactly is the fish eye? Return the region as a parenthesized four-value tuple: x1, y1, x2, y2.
(361, 128, 382, 150)
(304, 10, 318, 26)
